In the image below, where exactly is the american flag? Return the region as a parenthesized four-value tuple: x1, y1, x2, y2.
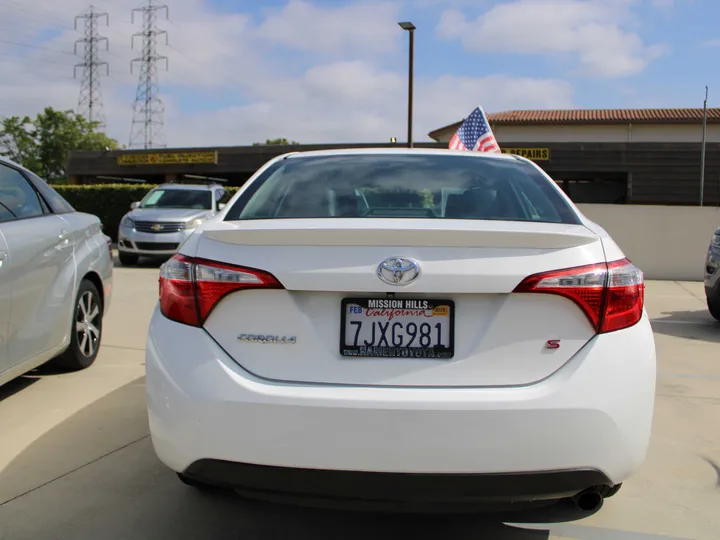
(448, 106, 501, 153)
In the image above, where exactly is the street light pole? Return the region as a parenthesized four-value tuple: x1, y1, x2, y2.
(398, 22, 415, 149)
(700, 86, 709, 206)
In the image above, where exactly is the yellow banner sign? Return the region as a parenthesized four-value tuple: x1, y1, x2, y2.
(117, 151, 218, 166)
(501, 148, 550, 161)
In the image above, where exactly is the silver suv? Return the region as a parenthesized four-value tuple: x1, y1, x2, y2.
(705, 226, 720, 320)
(118, 183, 227, 265)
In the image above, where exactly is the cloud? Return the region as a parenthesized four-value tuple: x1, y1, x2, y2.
(1, 0, 575, 149)
(436, 0, 667, 77)
(303, 61, 404, 102)
(256, 0, 401, 55)
(166, 68, 574, 146)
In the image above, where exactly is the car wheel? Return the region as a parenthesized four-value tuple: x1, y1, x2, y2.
(707, 293, 720, 322)
(119, 251, 139, 266)
(53, 279, 103, 371)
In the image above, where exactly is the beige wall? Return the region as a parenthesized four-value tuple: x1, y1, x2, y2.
(431, 123, 719, 144)
(576, 204, 720, 281)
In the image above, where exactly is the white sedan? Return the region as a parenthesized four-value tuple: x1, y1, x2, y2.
(0, 157, 113, 386)
(146, 149, 656, 514)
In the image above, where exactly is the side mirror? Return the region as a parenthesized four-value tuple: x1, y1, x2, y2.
(130, 201, 139, 210)
(218, 203, 226, 210)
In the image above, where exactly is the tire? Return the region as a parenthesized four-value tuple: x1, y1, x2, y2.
(53, 279, 103, 371)
(708, 294, 720, 322)
(119, 251, 139, 266)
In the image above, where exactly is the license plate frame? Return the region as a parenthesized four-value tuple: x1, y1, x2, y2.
(339, 297, 455, 359)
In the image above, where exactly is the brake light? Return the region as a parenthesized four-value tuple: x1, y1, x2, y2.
(513, 258, 644, 333)
(602, 259, 645, 333)
(158, 255, 283, 326)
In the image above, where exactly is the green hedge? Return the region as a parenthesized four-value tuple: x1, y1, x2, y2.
(55, 184, 240, 241)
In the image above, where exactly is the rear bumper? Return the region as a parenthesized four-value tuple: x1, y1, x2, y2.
(182, 459, 611, 509)
(146, 307, 656, 499)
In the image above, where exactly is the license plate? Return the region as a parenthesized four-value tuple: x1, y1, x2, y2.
(340, 298, 455, 359)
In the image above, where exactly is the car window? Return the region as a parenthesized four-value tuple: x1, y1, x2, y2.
(25, 171, 75, 214)
(225, 155, 580, 225)
(0, 204, 14, 222)
(0, 163, 45, 222)
(140, 189, 212, 210)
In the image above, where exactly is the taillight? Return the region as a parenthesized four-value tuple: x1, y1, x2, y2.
(513, 258, 644, 334)
(601, 259, 645, 333)
(158, 255, 283, 326)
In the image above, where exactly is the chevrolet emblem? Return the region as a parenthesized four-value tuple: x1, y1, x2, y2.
(151, 224, 163, 231)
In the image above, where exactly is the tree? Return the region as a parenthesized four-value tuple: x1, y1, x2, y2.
(252, 138, 300, 146)
(0, 107, 119, 182)
(0, 116, 38, 171)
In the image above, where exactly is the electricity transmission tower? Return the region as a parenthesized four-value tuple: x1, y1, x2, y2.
(74, 6, 109, 130)
(129, 0, 169, 149)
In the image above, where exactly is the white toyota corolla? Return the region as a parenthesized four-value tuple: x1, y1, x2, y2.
(146, 148, 656, 514)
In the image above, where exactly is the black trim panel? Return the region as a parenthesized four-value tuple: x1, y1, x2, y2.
(182, 459, 612, 508)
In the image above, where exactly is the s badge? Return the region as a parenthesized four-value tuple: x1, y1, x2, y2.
(545, 339, 561, 350)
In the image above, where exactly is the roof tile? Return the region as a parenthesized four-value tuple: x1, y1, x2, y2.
(428, 108, 720, 139)
(486, 108, 720, 124)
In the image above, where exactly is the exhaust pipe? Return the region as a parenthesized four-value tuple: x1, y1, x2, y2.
(572, 489, 604, 512)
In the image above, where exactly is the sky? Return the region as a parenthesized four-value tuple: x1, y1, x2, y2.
(0, 0, 718, 147)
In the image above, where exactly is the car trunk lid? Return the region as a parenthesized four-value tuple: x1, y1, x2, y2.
(193, 219, 605, 387)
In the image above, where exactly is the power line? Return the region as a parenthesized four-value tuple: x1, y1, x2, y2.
(74, 5, 110, 130)
(0, 18, 70, 36)
(2, 56, 75, 74)
(0, 38, 75, 55)
(0, 0, 75, 30)
(129, 0, 169, 149)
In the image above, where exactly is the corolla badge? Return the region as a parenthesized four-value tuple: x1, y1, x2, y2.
(237, 334, 297, 344)
(377, 257, 420, 286)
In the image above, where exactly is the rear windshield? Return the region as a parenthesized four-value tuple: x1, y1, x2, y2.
(225, 154, 580, 225)
(140, 189, 212, 210)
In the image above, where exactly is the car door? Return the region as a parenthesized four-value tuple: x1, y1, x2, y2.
(0, 162, 76, 369)
(0, 229, 10, 373)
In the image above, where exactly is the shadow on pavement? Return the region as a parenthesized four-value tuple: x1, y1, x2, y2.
(0, 376, 39, 403)
(0, 377, 602, 540)
(113, 252, 170, 269)
(650, 309, 720, 343)
(1, 359, 111, 404)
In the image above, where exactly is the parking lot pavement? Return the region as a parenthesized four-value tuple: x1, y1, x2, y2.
(0, 268, 719, 540)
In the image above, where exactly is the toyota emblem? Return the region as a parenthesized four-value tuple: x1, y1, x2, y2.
(377, 257, 420, 286)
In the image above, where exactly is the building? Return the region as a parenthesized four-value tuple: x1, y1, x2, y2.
(67, 142, 445, 188)
(66, 108, 720, 205)
(430, 108, 720, 205)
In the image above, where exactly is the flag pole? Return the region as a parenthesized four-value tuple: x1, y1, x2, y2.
(407, 26, 415, 149)
(398, 22, 416, 149)
(700, 86, 708, 206)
